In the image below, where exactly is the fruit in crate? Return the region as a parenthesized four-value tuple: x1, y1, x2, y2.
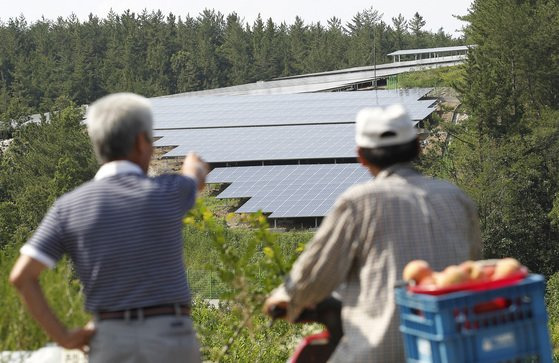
(402, 260, 433, 284)
(435, 265, 469, 288)
(459, 260, 486, 281)
(405, 258, 529, 294)
(418, 274, 437, 286)
(493, 257, 523, 280)
(483, 265, 496, 279)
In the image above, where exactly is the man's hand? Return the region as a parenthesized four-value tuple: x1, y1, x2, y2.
(182, 152, 209, 191)
(263, 297, 289, 320)
(10, 256, 95, 353)
(57, 322, 96, 352)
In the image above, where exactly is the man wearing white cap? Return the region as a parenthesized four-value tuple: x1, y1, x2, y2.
(265, 104, 482, 362)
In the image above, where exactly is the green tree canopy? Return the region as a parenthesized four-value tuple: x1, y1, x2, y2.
(0, 8, 463, 118)
(438, 0, 559, 276)
(0, 99, 97, 246)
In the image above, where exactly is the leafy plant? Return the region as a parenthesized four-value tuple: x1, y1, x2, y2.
(0, 244, 89, 351)
(184, 199, 307, 362)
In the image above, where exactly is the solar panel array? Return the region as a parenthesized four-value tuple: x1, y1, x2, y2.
(152, 89, 434, 162)
(207, 164, 372, 218)
(151, 89, 435, 129)
(154, 124, 356, 162)
(152, 88, 435, 218)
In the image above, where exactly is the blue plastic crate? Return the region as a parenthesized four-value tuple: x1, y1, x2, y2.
(395, 274, 552, 363)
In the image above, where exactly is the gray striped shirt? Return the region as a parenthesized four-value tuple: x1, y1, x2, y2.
(272, 163, 482, 362)
(21, 161, 197, 312)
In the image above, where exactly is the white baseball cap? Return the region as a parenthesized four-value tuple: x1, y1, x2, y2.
(355, 104, 417, 148)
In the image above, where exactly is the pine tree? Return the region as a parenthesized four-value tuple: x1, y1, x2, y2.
(391, 14, 408, 51)
(221, 13, 253, 85)
(252, 16, 281, 81)
(288, 16, 308, 75)
(171, 50, 202, 93)
(304, 22, 328, 73)
(194, 9, 226, 89)
(409, 12, 426, 48)
(346, 7, 381, 66)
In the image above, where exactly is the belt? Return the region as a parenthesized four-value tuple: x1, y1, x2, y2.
(97, 304, 191, 320)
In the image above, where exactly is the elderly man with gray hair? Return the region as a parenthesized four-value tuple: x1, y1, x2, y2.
(10, 92, 207, 362)
(265, 104, 482, 362)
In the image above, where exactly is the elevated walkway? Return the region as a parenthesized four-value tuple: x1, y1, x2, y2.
(388, 45, 471, 63)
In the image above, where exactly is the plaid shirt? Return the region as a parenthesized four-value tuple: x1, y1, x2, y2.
(272, 163, 482, 362)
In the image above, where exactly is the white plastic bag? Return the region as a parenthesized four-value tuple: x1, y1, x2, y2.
(25, 345, 86, 363)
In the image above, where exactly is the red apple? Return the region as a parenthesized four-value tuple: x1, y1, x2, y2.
(459, 260, 486, 281)
(403, 260, 433, 284)
(418, 274, 437, 286)
(493, 258, 522, 280)
(435, 265, 468, 288)
(483, 265, 496, 279)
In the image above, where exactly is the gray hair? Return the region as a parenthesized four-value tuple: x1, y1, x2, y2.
(86, 93, 153, 164)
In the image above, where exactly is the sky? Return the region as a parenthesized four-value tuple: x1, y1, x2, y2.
(1, 0, 473, 36)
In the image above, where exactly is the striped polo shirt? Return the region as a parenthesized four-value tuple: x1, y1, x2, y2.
(21, 161, 198, 312)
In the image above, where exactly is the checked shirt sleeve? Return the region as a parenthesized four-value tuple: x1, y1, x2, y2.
(279, 196, 360, 322)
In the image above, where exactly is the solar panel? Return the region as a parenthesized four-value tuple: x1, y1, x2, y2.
(154, 124, 358, 162)
(151, 90, 435, 129)
(207, 164, 372, 218)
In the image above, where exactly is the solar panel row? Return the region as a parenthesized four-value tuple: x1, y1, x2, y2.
(151, 90, 435, 129)
(153, 124, 356, 162)
(152, 89, 434, 162)
(207, 164, 372, 218)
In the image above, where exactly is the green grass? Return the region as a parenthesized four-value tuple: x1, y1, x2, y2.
(546, 273, 559, 359)
(193, 298, 309, 362)
(3, 193, 559, 360)
(388, 65, 466, 89)
(183, 223, 312, 298)
(0, 244, 89, 351)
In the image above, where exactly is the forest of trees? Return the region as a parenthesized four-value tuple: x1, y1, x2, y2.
(0, 7, 462, 129)
(0, 2, 558, 275)
(427, 0, 559, 276)
(1, 1, 559, 274)
(2, 0, 559, 358)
